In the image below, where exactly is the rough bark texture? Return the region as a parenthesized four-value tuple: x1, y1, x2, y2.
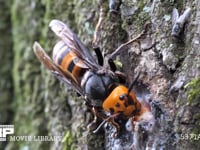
(0, 0, 200, 150)
(0, 0, 13, 149)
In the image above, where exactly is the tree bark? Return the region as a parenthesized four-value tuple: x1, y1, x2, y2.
(1, 0, 199, 150)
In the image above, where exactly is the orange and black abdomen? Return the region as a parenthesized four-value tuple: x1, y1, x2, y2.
(52, 41, 88, 81)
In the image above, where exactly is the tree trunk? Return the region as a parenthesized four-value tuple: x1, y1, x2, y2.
(1, 0, 199, 150)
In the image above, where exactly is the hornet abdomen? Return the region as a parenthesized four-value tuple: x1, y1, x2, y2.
(52, 41, 89, 81)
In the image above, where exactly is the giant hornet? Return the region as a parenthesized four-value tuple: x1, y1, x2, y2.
(33, 19, 154, 134)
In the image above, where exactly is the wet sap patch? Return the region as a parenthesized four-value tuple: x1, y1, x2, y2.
(103, 81, 175, 150)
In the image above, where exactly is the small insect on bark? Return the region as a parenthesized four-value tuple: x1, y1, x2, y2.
(109, 0, 122, 14)
(171, 7, 191, 38)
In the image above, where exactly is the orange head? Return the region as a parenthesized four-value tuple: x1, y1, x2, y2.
(103, 85, 141, 118)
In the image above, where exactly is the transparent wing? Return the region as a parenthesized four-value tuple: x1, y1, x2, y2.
(172, 8, 179, 26)
(33, 41, 84, 96)
(177, 7, 191, 24)
(49, 19, 101, 70)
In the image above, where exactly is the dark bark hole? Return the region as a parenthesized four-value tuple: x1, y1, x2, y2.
(132, 81, 151, 102)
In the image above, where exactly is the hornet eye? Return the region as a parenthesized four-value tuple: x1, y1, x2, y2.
(119, 94, 127, 100)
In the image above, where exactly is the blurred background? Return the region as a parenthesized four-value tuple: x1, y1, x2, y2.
(0, 0, 102, 149)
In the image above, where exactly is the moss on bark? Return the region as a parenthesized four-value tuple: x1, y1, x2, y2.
(1, 0, 200, 149)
